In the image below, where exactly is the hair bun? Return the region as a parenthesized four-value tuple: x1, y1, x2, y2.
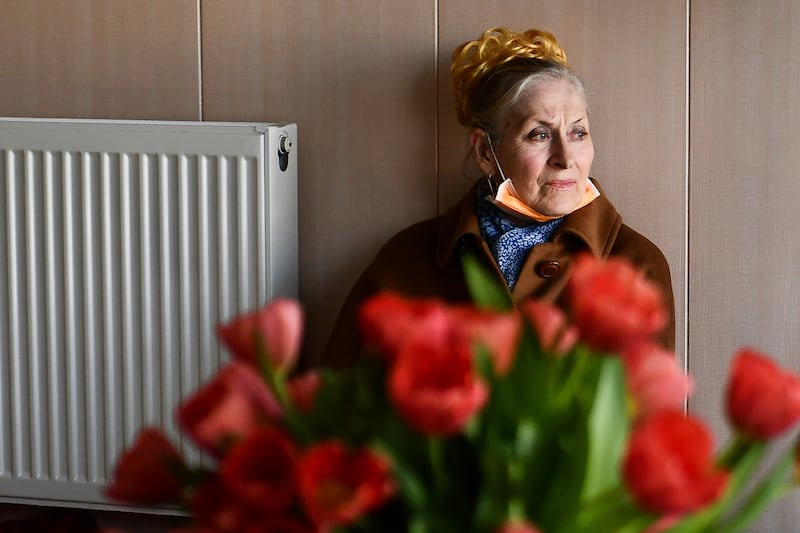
(450, 27, 569, 126)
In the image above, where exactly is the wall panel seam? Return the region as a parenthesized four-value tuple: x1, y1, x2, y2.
(434, 0, 440, 214)
(684, 0, 691, 379)
(197, 0, 204, 121)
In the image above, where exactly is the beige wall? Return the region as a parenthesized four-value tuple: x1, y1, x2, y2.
(689, 1, 800, 529)
(1, 1, 798, 530)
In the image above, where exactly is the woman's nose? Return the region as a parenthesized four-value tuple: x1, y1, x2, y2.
(548, 136, 573, 169)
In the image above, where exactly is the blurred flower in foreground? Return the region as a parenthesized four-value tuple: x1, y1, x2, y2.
(622, 341, 693, 419)
(105, 429, 185, 505)
(623, 409, 729, 514)
(298, 441, 395, 526)
(389, 326, 489, 436)
(177, 362, 282, 457)
(726, 347, 800, 439)
(520, 299, 578, 356)
(568, 253, 667, 352)
(106, 254, 800, 533)
(220, 426, 300, 512)
(218, 298, 304, 371)
(493, 520, 543, 533)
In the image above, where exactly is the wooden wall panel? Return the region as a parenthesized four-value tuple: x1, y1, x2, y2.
(0, 1, 200, 120)
(690, 1, 800, 529)
(201, 0, 438, 361)
(437, 1, 688, 360)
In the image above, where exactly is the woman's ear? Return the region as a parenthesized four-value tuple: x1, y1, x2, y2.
(469, 128, 496, 176)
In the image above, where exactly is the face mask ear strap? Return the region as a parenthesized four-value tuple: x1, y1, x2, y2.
(485, 132, 508, 183)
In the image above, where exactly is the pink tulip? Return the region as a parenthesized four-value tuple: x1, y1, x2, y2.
(453, 306, 522, 375)
(177, 362, 283, 457)
(520, 300, 578, 356)
(218, 298, 304, 371)
(623, 341, 693, 419)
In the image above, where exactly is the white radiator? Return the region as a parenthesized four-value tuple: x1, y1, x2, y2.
(0, 118, 298, 511)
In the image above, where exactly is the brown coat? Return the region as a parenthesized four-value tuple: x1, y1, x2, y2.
(318, 179, 675, 368)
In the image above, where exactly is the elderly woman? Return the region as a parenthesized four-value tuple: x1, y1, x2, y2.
(320, 27, 674, 367)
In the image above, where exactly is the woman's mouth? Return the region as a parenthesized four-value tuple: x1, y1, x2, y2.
(544, 180, 575, 190)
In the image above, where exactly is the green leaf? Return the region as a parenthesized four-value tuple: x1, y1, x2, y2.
(461, 249, 512, 311)
(531, 398, 594, 529)
(373, 441, 428, 510)
(301, 368, 357, 438)
(570, 485, 651, 533)
(617, 514, 662, 533)
(582, 357, 628, 500)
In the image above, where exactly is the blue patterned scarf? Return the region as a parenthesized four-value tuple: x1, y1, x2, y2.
(476, 194, 564, 289)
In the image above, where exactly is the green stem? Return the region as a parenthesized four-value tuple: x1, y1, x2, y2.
(726, 484, 793, 533)
(716, 435, 752, 469)
(427, 437, 446, 495)
(665, 440, 767, 533)
(555, 349, 590, 406)
(260, 364, 315, 445)
(720, 444, 797, 533)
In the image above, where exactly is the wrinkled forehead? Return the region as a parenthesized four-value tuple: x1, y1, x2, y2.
(507, 80, 589, 129)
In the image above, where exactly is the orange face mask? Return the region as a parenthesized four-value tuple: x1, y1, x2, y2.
(489, 178, 599, 222)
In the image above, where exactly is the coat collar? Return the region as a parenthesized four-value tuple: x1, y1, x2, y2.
(435, 178, 622, 268)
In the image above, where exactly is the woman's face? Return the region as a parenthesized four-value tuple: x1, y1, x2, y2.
(489, 78, 594, 216)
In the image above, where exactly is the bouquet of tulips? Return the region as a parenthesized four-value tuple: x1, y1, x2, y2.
(106, 252, 800, 533)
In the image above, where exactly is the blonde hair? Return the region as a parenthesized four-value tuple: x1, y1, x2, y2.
(450, 27, 584, 134)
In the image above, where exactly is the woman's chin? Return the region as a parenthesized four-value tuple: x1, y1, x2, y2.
(535, 197, 583, 217)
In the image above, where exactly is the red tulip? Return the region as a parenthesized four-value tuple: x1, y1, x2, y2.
(298, 441, 394, 526)
(218, 298, 304, 371)
(389, 329, 488, 436)
(567, 253, 667, 352)
(360, 292, 520, 375)
(177, 362, 282, 457)
(623, 341, 693, 419)
(623, 410, 729, 514)
(358, 292, 450, 360)
(190, 474, 266, 532)
(726, 347, 800, 439)
(288, 371, 323, 414)
(105, 428, 185, 505)
(189, 473, 320, 533)
(520, 300, 578, 356)
(219, 426, 300, 512)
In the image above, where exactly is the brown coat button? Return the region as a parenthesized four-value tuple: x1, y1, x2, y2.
(536, 260, 561, 278)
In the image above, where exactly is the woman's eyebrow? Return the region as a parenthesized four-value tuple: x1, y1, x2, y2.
(524, 116, 586, 128)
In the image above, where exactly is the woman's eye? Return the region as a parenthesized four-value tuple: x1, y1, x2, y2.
(528, 130, 549, 141)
